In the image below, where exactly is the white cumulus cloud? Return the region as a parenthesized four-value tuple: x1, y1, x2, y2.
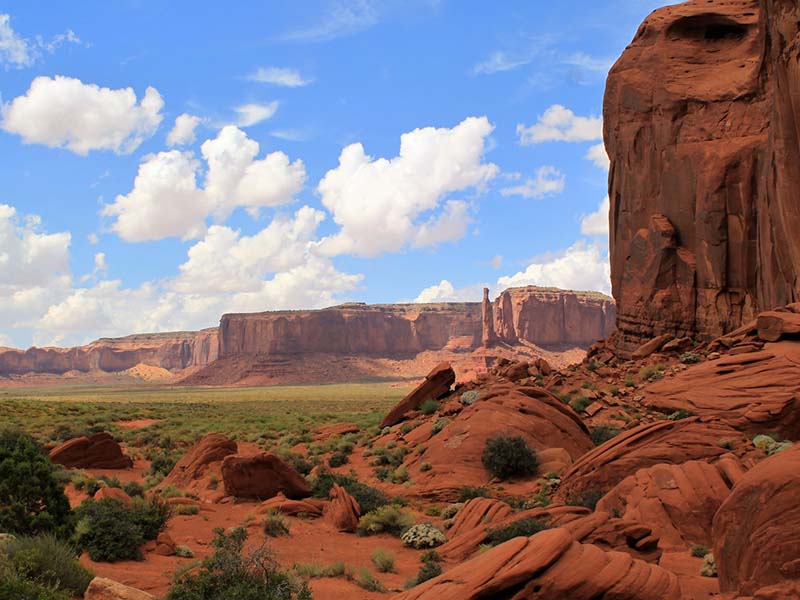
(248, 67, 312, 87)
(1, 75, 164, 154)
(500, 166, 565, 199)
(235, 101, 279, 127)
(580, 196, 610, 236)
(498, 240, 611, 295)
(586, 142, 610, 170)
(166, 113, 201, 146)
(317, 116, 498, 257)
(413, 279, 484, 303)
(0, 14, 84, 69)
(517, 104, 602, 145)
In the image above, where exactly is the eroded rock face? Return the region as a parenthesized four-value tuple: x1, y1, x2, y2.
(393, 528, 682, 600)
(380, 362, 455, 428)
(221, 453, 311, 500)
(713, 445, 800, 595)
(605, 0, 800, 352)
(161, 433, 237, 494)
(0, 329, 218, 376)
(84, 577, 155, 600)
(324, 483, 361, 533)
(49, 433, 132, 469)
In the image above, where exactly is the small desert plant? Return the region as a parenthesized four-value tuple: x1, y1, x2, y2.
(0, 534, 94, 596)
(482, 435, 538, 480)
(420, 462, 432, 472)
(349, 567, 385, 592)
(175, 545, 195, 558)
(460, 390, 480, 406)
(311, 472, 390, 514)
(440, 503, 463, 520)
(700, 553, 717, 578)
(487, 518, 548, 546)
(431, 417, 449, 435)
(667, 409, 694, 421)
(570, 396, 593, 413)
(566, 489, 605, 511)
(328, 452, 349, 468)
(590, 425, 622, 446)
(371, 548, 396, 573)
(263, 512, 290, 537)
(691, 545, 709, 558)
(356, 505, 414, 537)
(175, 504, 200, 516)
(401, 523, 446, 549)
(680, 352, 702, 364)
(420, 399, 440, 416)
(458, 486, 490, 502)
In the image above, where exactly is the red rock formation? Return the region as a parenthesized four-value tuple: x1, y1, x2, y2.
(605, 0, 800, 352)
(94, 486, 133, 507)
(221, 453, 311, 500)
(556, 418, 754, 503)
(84, 578, 155, 600)
(380, 362, 455, 428)
(161, 433, 237, 492)
(481, 287, 497, 347)
(493, 287, 615, 347)
(393, 528, 682, 600)
(713, 445, 800, 595)
(404, 382, 594, 500)
(324, 483, 361, 533)
(0, 328, 218, 376)
(596, 459, 744, 550)
(258, 493, 325, 517)
(49, 433, 132, 469)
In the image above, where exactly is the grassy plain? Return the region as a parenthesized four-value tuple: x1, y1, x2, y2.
(0, 382, 407, 447)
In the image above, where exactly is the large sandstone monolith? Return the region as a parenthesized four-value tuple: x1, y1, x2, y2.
(605, 0, 800, 353)
(481, 287, 497, 347)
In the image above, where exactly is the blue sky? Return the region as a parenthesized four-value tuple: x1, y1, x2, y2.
(0, 1, 666, 348)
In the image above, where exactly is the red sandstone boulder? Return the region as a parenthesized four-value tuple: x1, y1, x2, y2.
(446, 497, 514, 540)
(84, 577, 155, 600)
(393, 528, 682, 600)
(642, 342, 800, 437)
(324, 483, 360, 533)
(313, 422, 359, 441)
(258, 493, 325, 517)
(160, 433, 237, 495)
(713, 445, 800, 595)
(756, 310, 800, 342)
(94, 486, 133, 507)
(49, 433, 132, 469)
(221, 453, 311, 500)
(405, 382, 594, 500)
(596, 459, 745, 550)
(556, 418, 753, 503)
(380, 363, 455, 428)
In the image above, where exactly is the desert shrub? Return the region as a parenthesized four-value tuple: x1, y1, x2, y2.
(482, 436, 538, 480)
(441, 503, 463, 520)
(327, 452, 349, 468)
(0, 569, 69, 600)
(147, 450, 179, 477)
(401, 523, 446, 549)
(420, 399, 440, 416)
(487, 518, 548, 546)
(667, 409, 694, 421)
(263, 513, 290, 537)
(0, 534, 93, 596)
(74, 497, 169, 562)
(680, 352, 702, 364)
(701, 553, 717, 578)
(166, 527, 311, 600)
(356, 505, 414, 537)
(408, 561, 442, 588)
(639, 365, 664, 382)
(175, 504, 200, 516)
(460, 390, 480, 406)
(431, 418, 448, 435)
(277, 452, 313, 476)
(691, 545, 710, 558)
(0, 430, 74, 539)
(590, 425, 622, 446)
(371, 548, 395, 573)
(311, 473, 389, 514)
(458, 486, 489, 502)
(753, 434, 793, 456)
(566, 489, 605, 511)
(122, 481, 145, 497)
(390, 466, 409, 484)
(349, 567, 384, 592)
(420, 462, 432, 472)
(175, 545, 195, 558)
(570, 396, 593, 413)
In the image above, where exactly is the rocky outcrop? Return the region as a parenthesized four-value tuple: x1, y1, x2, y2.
(596, 459, 744, 550)
(605, 0, 800, 353)
(713, 445, 800, 595)
(556, 418, 754, 503)
(404, 381, 594, 500)
(324, 483, 361, 533)
(494, 287, 615, 347)
(393, 528, 682, 600)
(258, 493, 325, 517)
(49, 433, 133, 469)
(221, 453, 311, 500)
(84, 578, 155, 600)
(161, 433, 237, 492)
(481, 287, 497, 347)
(380, 362, 455, 428)
(0, 329, 218, 376)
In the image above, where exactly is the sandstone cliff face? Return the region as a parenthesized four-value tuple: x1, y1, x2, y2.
(605, 0, 800, 352)
(494, 287, 615, 347)
(0, 329, 218, 376)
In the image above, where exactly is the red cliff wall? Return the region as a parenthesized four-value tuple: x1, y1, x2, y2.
(0, 329, 218, 376)
(605, 0, 800, 352)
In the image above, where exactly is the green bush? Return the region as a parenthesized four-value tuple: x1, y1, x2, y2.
(691, 544, 710, 558)
(356, 505, 414, 537)
(147, 451, 179, 477)
(166, 527, 311, 600)
(327, 452, 349, 468)
(420, 399, 440, 416)
(263, 513, 290, 537)
(486, 518, 548, 546)
(481, 436, 538, 480)
(371, 548, 395, 573)
(0, 534, 93, 596)
(0, 430, 74, 539)
(570, 396, 593, 413)
(567, 489, 605, 511)
(311, 473, 389, 514)
(410, 561, 442, 587)
(458, 486, 489, 502)
(122, 481, 145, 497)
(0, 570, 69, 600)
(590, 425, 622, 446)
(74, 497, 169, 562)
(401, 523, 446, 549)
